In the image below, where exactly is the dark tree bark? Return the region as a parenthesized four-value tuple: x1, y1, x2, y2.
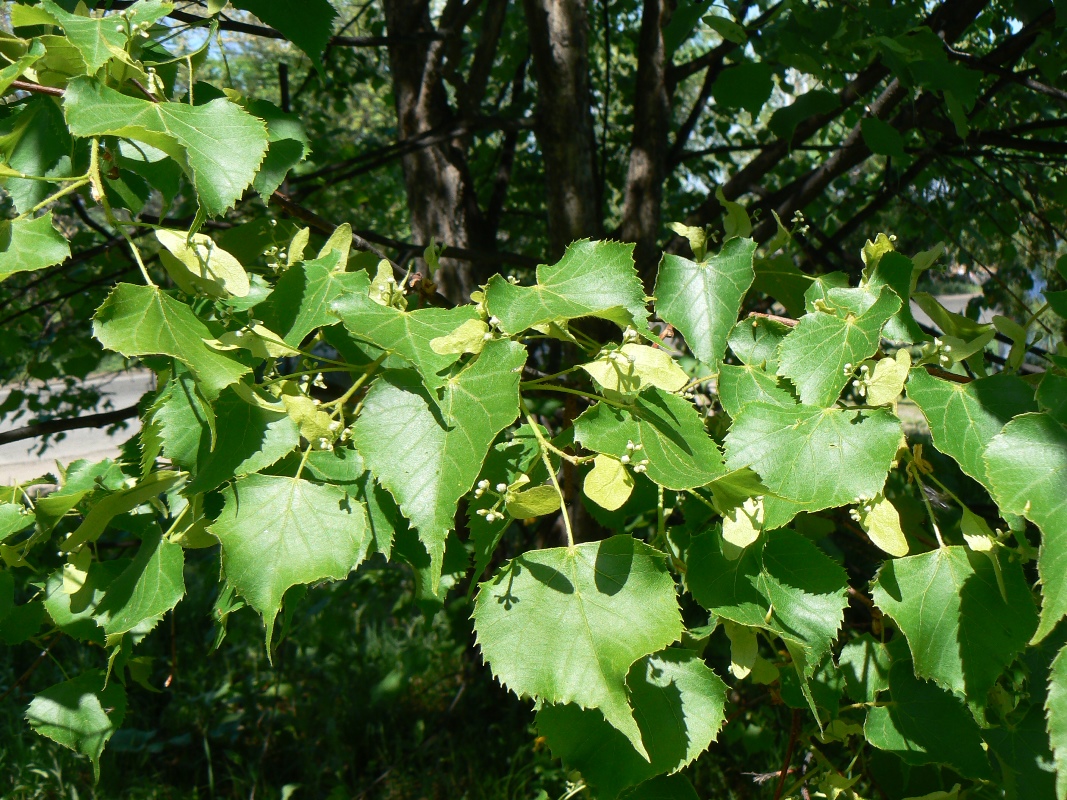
(523, 0, 602, 257)
(383, 0, 488, 303)
(618, 0, 674, 286)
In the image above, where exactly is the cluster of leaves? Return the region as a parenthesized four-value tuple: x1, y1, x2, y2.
(2, 3, 1067, 799)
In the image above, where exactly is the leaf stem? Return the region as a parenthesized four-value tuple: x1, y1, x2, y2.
(323, 353, 385, 411)
(519, 382, 629, 409)
(15, 176, 91, 220)
(88, 138, 155, 286)
(521, 399, 574, 548)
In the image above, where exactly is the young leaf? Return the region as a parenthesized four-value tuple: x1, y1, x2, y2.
(724, 402, 902, 530)
(984, 412, 1067, 643)
(654, 237, 756, 367)
(865, 660, 991, 779)
(857, 494, 909, 557)
(25, 671, 127, 781)
(155, 229, 250, 298)
(64, 78, 269, 216)
(536, 648, 727, 800)
(574, 389, 725, 490)
(584, 454, 635, 511)
(484, 240, 650, 335)
(351, 340, 525, 589)
(93, 284, 250, 398)
(582, 344, 689, 395)
(0, 213, 71, 281)
(474, 535, 683, 757)
(209, 474, 369, 643)
(906, 370, 1036, 485)
(872, 546, 1037, 699)
(865, 349, 911, 406)
(776, 286, 901, 406)
(504, 485, 560, 518)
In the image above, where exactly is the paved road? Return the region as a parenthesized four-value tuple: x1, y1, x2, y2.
(0, 371, 155, 485)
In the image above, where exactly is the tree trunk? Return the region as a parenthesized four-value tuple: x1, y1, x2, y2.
(523, 0, 602, 258)
(618, 0, 674, 287)
(383, 0, 486, 303)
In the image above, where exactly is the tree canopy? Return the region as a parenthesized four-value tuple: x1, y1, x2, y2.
(1, 1, 1067, 798)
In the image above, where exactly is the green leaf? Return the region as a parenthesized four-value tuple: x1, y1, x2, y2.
(241, 96, 311, 199)
(751, 255, 812, 317)
(63, 77, 268, 216)
(147, 372, 214, 469)
(536, 648, 727, 800)
(703, 13, 747, 44)
(838, 634, 891, 703)
(984, 413, 1067, 643)
(769, 89, 839, 143)
(861, 117, 906, 159)
(865, 660, 991, 779)
(574, 388, 725, 490)
(0, 212, 71, 281)
(429, 318, 490, 356)
(229, 0, 338, 59)
(25, 671, 127, 781)
(906, 370, 1036, 485)
(687, 529, 848, 678)
(93, 283, 251, 399)
(330, 269, 481, 391)
(484, 240, 650, 336)
(473, 535, 683, 756)
(985, 703, 1059, 800)
(0, 96, 74, 214)
(716, 363, 795, 419)
(724, 402, 902, 530)
(38, 0, 136, 75)
(872, 547, 1037, 699)
(254, 251, 352, 346)
(209, 474, 368, 641)
(866, 252, 927, 342)
(776, 286, 901, 406)
(1037, 373, 1067, 425)
(727, 316, 791, 370)
(912, 292, 993, 341)
(351, 340, 525, 587)
(96, 527, 185, 636)
(711, 62, 774, 115)
(1048, 643, 1067, 800)
(185, 389, 299, 493)
(0, 39, 44, 95)
(654, 237, 756, 367)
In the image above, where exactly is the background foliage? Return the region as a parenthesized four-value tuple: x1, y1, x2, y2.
(1, 0, 1067, 798)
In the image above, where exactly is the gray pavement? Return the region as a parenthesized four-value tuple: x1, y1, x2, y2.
(0, 371, 154, 485)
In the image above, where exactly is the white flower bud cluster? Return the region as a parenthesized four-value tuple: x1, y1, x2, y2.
(920, 337, 955, 367)
(850, 364, 871, 398)
(624, 440, 649, 473)
(473, 478, 513, 523)
(849, 494, 875, 522)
